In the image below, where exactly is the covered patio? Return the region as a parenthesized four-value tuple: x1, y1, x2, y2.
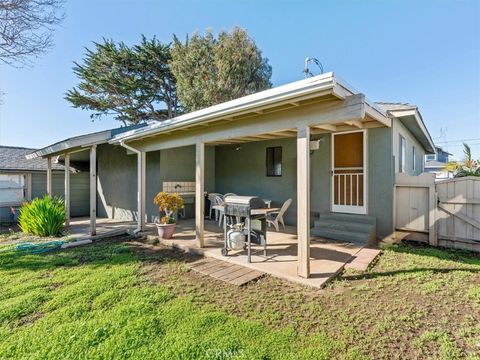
(116, 83, 388, 275)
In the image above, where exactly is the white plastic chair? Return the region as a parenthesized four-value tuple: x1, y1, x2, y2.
(266, 198, 292, 231)
(208, 193, 222, 219)
(212, 195, 225, 227)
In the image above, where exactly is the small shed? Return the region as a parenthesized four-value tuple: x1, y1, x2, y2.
(0, 146, 89, 222)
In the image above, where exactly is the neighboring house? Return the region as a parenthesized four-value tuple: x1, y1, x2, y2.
(424, 146, 453, 180)
(27, 72, 435, 278)
(0, 146, 90, 222)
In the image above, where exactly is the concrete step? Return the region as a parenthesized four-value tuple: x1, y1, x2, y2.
(319, 212, 376, 225)
(311, 212, 377, 245)
(311, 227, 370, 244)
(313, 219, 372, 233)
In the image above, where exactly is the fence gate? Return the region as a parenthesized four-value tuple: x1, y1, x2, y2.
(394, 173, 436, 245)
(436, 177, 480, 247)
(395, 174, 480, 251)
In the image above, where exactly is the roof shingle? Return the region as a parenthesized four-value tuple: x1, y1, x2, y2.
(0, 146, 66, 172)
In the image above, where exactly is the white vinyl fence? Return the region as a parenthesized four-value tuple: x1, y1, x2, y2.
(395, 174, 480, 252)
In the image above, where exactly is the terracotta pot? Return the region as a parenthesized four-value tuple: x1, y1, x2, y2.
(156, 223, 176, 239)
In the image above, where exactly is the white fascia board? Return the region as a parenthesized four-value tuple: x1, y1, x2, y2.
(414, 111, 436, 154)
(387, 108, 436, 154)
(110, 72, 339, 143)
(26, 130, 112, 159)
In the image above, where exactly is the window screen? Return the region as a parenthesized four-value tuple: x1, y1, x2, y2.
(0, 174, 26, 205)
(266, 147, 282, 177)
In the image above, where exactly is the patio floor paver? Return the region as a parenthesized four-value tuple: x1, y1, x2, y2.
(344, 247, 381, 271)
(189, 258, 265, 286)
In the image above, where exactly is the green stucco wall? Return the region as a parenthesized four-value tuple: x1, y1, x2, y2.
(97, 144, 215, 222)
(215, 130, 395, 238)
(215, 138, 298, 225)
(31, 172, 90, 217)
(367, 128, 394, 238)
(97, 144, 138, 221)
(392, 118, 426, 175)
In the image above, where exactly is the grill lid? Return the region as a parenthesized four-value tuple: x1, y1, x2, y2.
(224, 196, 265, 209)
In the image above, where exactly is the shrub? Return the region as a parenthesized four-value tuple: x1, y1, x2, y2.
(18, 195, 66, 237)
(153, 192, 184, 224)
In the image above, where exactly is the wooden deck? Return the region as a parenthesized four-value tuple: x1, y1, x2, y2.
(189, 258, 264, 286)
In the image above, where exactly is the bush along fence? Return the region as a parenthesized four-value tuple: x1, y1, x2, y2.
(395, 174, 480, 252)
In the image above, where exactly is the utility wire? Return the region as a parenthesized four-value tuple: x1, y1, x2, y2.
(435, 137, 480, 144)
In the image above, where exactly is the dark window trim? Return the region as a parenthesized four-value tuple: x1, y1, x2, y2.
(266, 146, 282, 177)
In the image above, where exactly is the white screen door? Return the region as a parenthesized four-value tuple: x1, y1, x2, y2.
(332, 131, 366, 214)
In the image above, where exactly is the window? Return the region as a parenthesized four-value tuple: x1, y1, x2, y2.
(0, 174, 26, 205)
(425, 154, 436, 161)
(413, 147, 416, 172)
(266, 146, 282, 176)
(399, 135, 406, 173)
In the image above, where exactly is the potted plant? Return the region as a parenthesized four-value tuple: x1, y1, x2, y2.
(153, 191, 185, 239)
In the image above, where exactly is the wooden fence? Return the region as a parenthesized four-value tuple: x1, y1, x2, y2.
(395, 174, 480, 252)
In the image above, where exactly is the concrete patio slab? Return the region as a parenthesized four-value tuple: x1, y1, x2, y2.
(157, 219, 363, 288)
(67, 217, 380, 288)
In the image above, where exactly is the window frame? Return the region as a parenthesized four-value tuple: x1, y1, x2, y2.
(0, 173, 27, 206)
(412, 146, 416, 172)
(266, 146, 282, 177)
(399, 135, 406, 173)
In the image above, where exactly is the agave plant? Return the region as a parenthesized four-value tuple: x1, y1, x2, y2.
(18, 195, 66, 237)
(444, 143, 480, 178)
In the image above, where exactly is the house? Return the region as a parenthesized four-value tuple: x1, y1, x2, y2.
(424, 146, 453, 180)
(0, 146, 89, 222)
(26, 72, 435, 278)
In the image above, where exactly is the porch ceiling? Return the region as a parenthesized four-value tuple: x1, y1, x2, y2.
(132, 94, 341, 145)
(205, 113, 386, 145)
(206, 129, 298, 145)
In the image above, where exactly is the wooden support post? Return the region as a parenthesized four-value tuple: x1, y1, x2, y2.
(429, 186, 437, 246)
(26, 174, 32, 200)
(46, 156, 52, 195)
(89, 145, 97, 236)
(138, 151, 146, 231)
(297, 125, 311, 278)
(195, 142, 205, 247)
(64, 154, 70, 227)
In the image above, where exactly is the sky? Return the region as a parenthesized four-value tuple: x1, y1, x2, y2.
(0, 0, 479, 160)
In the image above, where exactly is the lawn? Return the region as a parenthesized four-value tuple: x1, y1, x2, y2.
(0, 236, 479, 359)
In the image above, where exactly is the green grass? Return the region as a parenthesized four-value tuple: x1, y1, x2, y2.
(0, 239, 479, 359)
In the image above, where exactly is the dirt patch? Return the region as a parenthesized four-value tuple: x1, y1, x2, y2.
(17, 312, 45, 327)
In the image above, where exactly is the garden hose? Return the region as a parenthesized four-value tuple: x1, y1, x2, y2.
(15, 241, 65, 254)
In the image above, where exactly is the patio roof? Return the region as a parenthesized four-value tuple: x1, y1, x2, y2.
(110, 72, 389, 145)
(26, 123, 148, 160)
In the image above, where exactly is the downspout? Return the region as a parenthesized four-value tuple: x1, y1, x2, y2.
(119, 141, 145, 234)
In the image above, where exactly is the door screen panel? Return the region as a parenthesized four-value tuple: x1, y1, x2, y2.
(332, 132, 366, 213)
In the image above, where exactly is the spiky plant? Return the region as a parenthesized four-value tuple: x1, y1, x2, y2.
(444, 143, 480, 177)
(18, 195, 66, 237)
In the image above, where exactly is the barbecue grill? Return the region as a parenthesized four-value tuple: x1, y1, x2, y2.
(223, 196, 268, 263)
